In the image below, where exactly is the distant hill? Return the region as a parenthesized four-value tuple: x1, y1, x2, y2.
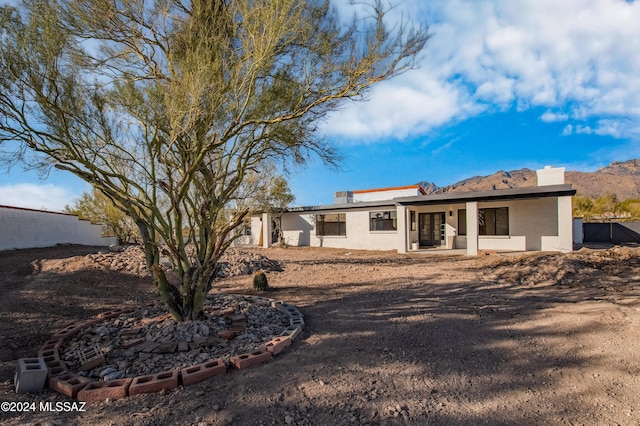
(420, 159, 640, 200)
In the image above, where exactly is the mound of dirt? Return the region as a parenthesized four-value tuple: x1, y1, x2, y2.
(477, 246, 640, 290)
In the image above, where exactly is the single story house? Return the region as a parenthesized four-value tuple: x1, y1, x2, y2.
(249, 166, 576, 255)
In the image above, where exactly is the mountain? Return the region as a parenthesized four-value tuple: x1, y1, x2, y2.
(420, 159, 640, 200)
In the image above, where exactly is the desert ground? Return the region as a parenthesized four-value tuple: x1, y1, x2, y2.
(1, 244, 639, 426)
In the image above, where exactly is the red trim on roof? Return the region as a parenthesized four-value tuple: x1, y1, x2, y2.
(352, 185, 426, 195)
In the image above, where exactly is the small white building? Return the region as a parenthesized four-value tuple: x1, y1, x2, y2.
(251, 166, 576, 255)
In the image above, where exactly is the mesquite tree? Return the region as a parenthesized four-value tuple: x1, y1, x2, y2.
(0, 0, 429, 320)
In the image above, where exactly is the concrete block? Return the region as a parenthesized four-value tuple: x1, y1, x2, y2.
(97, 309, 124, 320)
(38, 348, 60, 365)
(140, 342, 160, 353)
(120, 326, 144, 337)
(230, 350, 272, 369)
(76, 318, 104, 329)
(44, 358, 69, 378)
(51, 323, 83, 340)
(220, 307, 235, 317)
(193, 337, 217, 347)
(153, 342, 177, 354)
(14, 358, 48, 393)
(280, 325, 302, 340)
(38, 339, 63, 355)
(229, 324, 246, 333)
(121, 338, 145, 349)
(78, 345, 106, 371)
(139, 314, 170, 326)
(289, 317, 305, 329)
(277, 303, 302, 318)
(77, 378, 132, 402)
(217, 330, 237, 340)
(243, 295, 273, 306)
(48, 372, 94, 398)
(180, 358, 226, 386)
(228, 314, 246, 322)
(261, 336, 291, 356)
(129, 369, 179, 395)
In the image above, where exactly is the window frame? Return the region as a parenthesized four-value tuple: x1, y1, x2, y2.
(316, 213, 347, 237)
(369, 210, 398, 232)
(478, 207, 509, 236)
(457, 209, 467, 236)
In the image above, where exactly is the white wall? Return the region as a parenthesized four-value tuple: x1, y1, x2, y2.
(353, 188, 422, 202)
(0, 206, 116, 251)
(257, 193, 572, 254)
(280, 208, 399, 250)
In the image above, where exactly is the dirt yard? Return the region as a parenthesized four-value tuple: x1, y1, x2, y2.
(1, 244, 639, 426)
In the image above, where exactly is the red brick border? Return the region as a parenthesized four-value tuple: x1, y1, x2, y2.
(38, 294, 304, 400)
(129, 369, 179, 395)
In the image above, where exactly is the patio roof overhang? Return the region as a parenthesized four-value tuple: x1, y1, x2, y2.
(282, 184, 576, 214)
(393, 184, 576, 206)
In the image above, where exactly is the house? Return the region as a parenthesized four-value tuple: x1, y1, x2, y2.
(249, 166, 576, 255)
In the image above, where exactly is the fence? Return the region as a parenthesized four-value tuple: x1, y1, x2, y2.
(582, 222, 640, 244)
(0, 205, 116, 251)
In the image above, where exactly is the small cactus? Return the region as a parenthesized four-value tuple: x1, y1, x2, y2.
(253, 270, 269, 291)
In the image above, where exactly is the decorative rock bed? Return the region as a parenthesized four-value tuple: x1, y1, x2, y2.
(33, 294, 305, 402)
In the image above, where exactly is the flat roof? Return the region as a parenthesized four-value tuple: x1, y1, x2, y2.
(286, 184, 575, 213)
(352, 184, 427, 195)
(394, 184, 576, 206)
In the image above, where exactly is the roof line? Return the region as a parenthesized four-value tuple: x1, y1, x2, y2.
(0, 204, 74, 217)
(352, 184, 426, 195)
(284, 184, 575, 213)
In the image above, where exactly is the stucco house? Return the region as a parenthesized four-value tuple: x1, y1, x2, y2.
(249, 166, 576, 255)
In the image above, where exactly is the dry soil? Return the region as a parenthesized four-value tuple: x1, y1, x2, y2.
(1, 244, 640, 426)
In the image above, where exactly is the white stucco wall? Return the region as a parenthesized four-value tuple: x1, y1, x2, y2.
(280, 208, 399, 250)
(352, 188, 422, 202)
(0, 206, 116, 251)
(256, 193, 572, 254)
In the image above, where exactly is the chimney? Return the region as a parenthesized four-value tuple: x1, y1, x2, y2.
(334, 191, 353, 204)
(536, 165, 565, 186)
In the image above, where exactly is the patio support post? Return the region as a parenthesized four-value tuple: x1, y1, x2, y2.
(466, 201, 479, 255)
(261, 213, 271, 248)
(397, 204, 408, 253)
(557, 196, 573, 252)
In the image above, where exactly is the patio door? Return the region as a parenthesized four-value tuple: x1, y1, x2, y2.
(419, 212, 445, 247)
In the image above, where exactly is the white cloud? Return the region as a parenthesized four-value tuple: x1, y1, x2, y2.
(0, 183, 79, 212)
(324, 0, 640, 143)
(540, 111, 569, 123)
(321, 72, 480, 142)
(561, 124, 573, 136)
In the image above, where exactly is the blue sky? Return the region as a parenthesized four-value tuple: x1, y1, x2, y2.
(2, 0, 640, 210)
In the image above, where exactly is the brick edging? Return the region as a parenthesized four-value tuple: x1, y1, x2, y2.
(38, 294, 305, 401)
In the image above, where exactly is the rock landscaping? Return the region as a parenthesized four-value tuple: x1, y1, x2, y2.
(86, 246, 283, 278)
(36, 294, 304, 401)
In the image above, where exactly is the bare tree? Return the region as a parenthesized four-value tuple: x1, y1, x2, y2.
(0, 0, 430, 320)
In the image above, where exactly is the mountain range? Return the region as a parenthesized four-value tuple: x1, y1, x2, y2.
(420, 159, 640, 200)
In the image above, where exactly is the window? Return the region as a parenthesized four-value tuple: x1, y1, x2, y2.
(458, 209, 467, 236)
(316, 213, 346, 236)
(479, 207, 509, 236)
(369, 210, 397, 231)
